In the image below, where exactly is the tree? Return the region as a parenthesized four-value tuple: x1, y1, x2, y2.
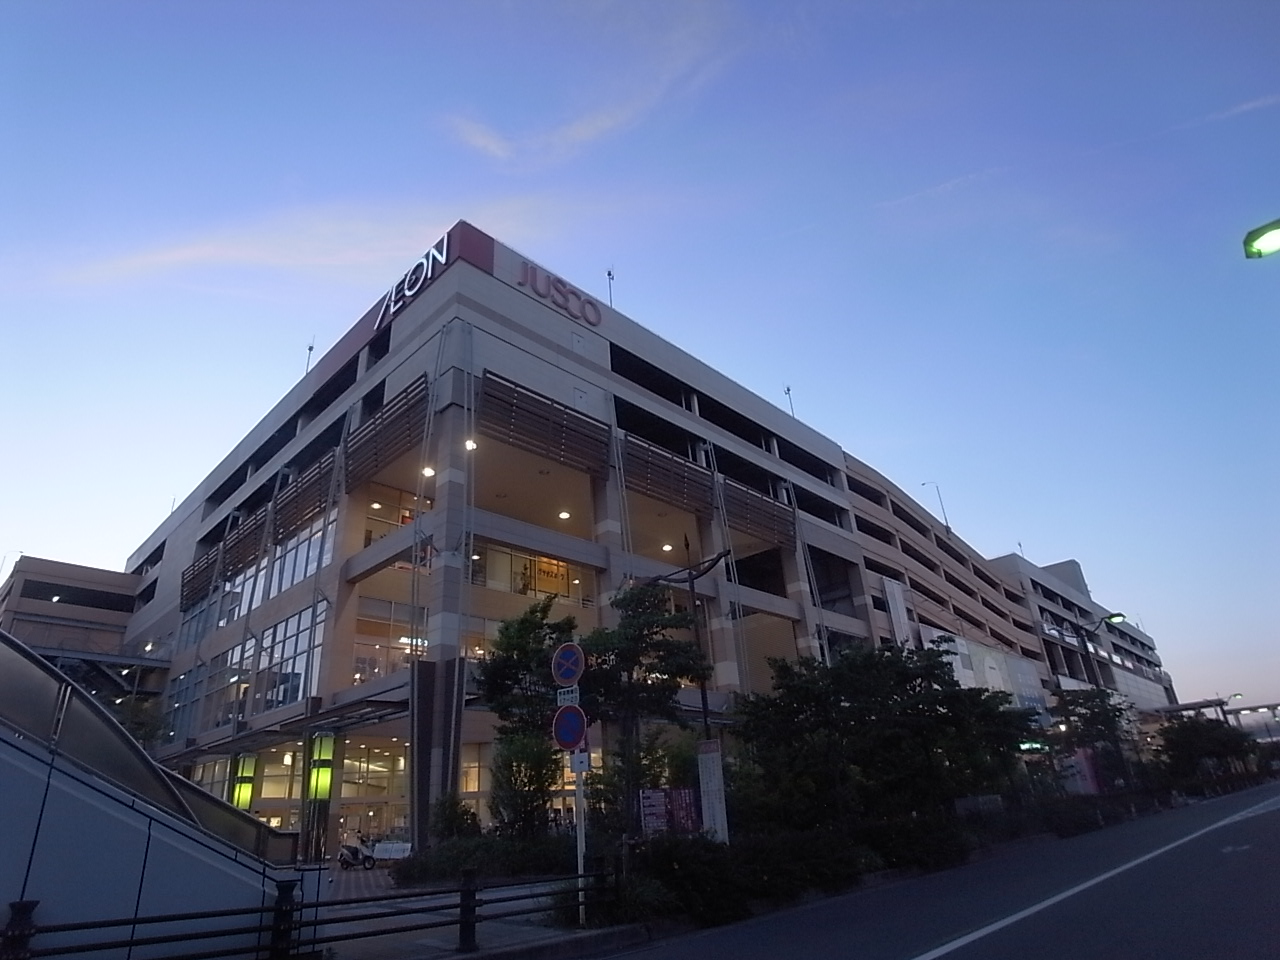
(579, 582, 709, 838)
(733, 645, 1037, 832)
(474, 585, 709, 840)
(1158, 714, 1254, 784)
(488, 732, 562, 839)
(474, 595, 578, 736)
(1047, 688, 1134, 792)
(472, 597, 578, 839)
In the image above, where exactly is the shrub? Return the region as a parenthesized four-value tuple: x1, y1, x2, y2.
(430, 794, 482, 839)
(632, 835, 750, 927)
(549, 872, 680, 927)
(855, 815, 971, 871)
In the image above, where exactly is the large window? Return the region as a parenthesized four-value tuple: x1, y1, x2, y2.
(352, 597, 425, 685)
(259, 750, 303, 799)
(183, 510, 336, 650)
(163, 601, 328, 742)
(363, 483, 429, 548)
(470, 541, 595, 608)
(341, 743, 408, 798)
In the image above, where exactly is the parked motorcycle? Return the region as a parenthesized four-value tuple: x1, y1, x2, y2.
(337, 835, 376, 870)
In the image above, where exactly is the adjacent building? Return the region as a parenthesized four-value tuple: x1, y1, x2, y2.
(12, 220, 1177, 849)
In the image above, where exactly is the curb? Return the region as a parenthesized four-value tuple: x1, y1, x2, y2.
(468, 924, 658, 960)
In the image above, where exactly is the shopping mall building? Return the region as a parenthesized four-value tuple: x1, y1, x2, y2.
(5, 221, 1176, 853)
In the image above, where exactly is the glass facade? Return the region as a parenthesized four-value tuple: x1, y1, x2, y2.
(162, 599, 328, 745)
(470, 540, 595, 608)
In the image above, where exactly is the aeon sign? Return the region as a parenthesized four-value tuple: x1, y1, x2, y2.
(517, 261, 602, 327)
(376, 232, 449, 328)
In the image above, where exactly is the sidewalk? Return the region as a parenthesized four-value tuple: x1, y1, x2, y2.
(310, 866, 643, 960)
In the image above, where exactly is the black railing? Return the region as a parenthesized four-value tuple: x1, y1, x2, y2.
(3, 868, 615, 960)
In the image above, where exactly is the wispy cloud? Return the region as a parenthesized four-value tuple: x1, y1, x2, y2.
(58, 195, 607, 286)
(1086, 91, 1280, 155)
(1194, 92, 1280, 124)
(876, 166, 1010, 208)
(446, 2, 732, 165)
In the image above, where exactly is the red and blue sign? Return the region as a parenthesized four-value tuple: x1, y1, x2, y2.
(551, 642, 585, 687)
(552, 704, 587, 751)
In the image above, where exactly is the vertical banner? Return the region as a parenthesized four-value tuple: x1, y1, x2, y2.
(640, 789, 670, 837)
(668, 787, 700, 833)
(697, 740, 729, 844)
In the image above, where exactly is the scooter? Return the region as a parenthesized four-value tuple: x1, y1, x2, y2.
(337, 835, 376, 870)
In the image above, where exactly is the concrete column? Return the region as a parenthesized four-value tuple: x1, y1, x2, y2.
(591, 464, 627, 606)
(782, 537, 825, 661)
(698, 511, 741, 692)
(409, 399, 471, 846)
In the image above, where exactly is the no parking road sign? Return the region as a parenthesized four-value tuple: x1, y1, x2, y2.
(551, 642, 585, 687)
(552, 704, 587, 751)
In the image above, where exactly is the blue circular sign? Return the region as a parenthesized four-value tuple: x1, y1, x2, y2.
(551, 642, 585, 687)
(552, 705, 587, 751)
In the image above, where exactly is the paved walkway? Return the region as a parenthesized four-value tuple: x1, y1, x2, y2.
(309, 865, 618, 960)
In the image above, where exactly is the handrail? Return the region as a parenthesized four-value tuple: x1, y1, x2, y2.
(7, 868, 615, 959)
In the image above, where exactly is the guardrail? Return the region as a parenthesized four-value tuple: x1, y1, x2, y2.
(2, 867, 615, 960)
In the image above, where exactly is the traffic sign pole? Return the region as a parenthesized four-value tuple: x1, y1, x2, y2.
(551, 642, 589, 924)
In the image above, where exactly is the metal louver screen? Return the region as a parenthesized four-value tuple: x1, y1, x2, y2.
(345, 375, 430, 491)
(478, 374, 610, 476)
(179, 549, 219, 611)
(274, 451, 336, 543)
(721, 477, 796, 548)
(621, 435, 713, 517)
(220, 507, 269, 581)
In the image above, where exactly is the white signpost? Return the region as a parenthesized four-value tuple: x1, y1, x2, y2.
(697, 739, 729, 844)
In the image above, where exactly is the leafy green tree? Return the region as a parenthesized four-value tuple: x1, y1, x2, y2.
(733, 645, 1036, 831)
(1047, 688, 1134, 791)
(488, 732, 562, 839)
(1158, 714, 1254, 784)
(474, 596, 579, 736)
(580, 582, 708, 837)
(588, 728, 700, 835)
(474, 585, 709, 840)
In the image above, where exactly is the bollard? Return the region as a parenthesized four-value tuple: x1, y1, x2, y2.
(269, 880, 298, 960)
(2, 901, 39, 960)
(456, 868, 478, 953)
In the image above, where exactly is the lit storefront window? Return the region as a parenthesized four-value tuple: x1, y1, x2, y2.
(469, 541, 595, 608)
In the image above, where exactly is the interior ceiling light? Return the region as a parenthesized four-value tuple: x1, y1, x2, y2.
(465, 439, 477, 450)
(558, 511, 572, 520)
(662, 544, 674, 552)
(471, 554, 481, 561)
(571, 578, 580, 585)
(422, 466, 436, 477)
(370, 502, 383, 510)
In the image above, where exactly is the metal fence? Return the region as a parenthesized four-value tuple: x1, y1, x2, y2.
(2, 868, 615, 960)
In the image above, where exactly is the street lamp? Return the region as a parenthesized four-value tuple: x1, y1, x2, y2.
(1243, 217, 1280, 259)
(642, 543, 732, 739)
(1072, 612, 1126, 688)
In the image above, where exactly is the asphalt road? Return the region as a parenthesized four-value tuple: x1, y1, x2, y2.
(608, 781, 1280, 960)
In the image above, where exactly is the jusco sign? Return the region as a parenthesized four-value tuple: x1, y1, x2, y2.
(517, 261, 602, 327)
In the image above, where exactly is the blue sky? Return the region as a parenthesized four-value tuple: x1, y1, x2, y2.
(2, 1, 1276, 704)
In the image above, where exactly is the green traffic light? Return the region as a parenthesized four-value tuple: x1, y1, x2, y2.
(1244, 218, 1280, 259)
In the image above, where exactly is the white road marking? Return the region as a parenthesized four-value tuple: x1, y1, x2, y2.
(905, 791, 1280, 960)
